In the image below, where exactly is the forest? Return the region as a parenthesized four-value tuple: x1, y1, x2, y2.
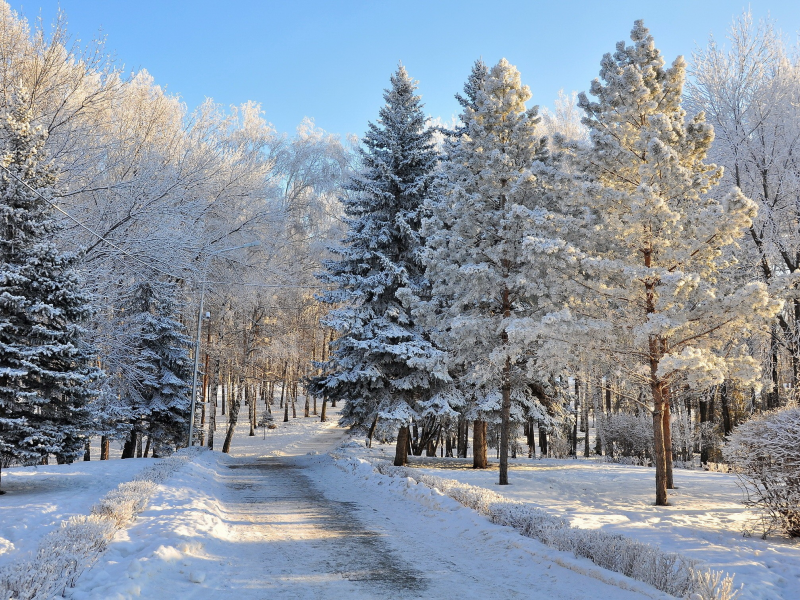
(0, 0, 797, 544)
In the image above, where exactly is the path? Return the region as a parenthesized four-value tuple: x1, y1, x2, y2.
(71, 417, 657, 599)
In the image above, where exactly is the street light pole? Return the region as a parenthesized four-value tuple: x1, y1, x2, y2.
(187, 241, 260, 447)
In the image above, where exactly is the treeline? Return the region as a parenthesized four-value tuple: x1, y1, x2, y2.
(0, 1, 351, 480)
(312, 13, 800, 508)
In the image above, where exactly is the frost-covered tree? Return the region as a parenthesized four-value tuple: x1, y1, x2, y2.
(310, 66, 446, 466)
(688, 12, 800, 406)
(127, 280, 192, 457)
(555, 21, 781, 505)
(423, 59, 551, 485)
(0, 89, 99, 484)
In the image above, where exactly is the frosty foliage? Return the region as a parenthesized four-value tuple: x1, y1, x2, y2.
(422, 58, 559, 449)
(724, 406, 800, 538)
(0, 88, 100, 467)
(0, 448, 200, 599)
(125, 280, 193, 454)
(601, 412, 654, 462)
(362, 458, 738, 600)
(310, 65, 447, 433)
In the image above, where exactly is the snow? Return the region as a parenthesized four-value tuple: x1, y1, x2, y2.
(0, 458, 155, 571)
(2, 404, 794, 599)
(66, 409, 657, 600)
(351, 448, 800, 600)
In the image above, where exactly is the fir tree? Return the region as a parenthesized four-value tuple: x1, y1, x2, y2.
(0, 89, 100, 486)
(310, 66, 447, 466)
(128, 280, 193, 457)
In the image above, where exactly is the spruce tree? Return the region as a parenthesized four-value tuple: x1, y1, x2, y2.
(128, 280, 193, 456)
(0, 89, 100, 485)
(310, 66, 446, 465)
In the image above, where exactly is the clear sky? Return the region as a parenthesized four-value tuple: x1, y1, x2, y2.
(11, 1, 800, 138)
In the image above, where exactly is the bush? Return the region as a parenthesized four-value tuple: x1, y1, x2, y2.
(371, 460, 738, 599)
(724, 406, 800, 538)
(0, 448, 201, 599)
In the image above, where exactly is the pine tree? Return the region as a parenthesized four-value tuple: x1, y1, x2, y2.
(559, 21, 780, 505)
(309, 66, 447, 465)
(423, 59, 552, 485)
(0, 89, 100, 487)
(128, 280, 192, 456)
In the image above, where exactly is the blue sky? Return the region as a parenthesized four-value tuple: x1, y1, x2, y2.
(12, 1, 800, 138)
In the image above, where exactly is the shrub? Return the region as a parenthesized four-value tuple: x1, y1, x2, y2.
(724, 406, 800, 538)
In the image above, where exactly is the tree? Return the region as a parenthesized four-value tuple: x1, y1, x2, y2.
(0, 89, 100, 486)
(557, 21, 780, 505)
(688, 12, 800, 407)
(423, 58, 551, 485)
(128, 280, 192, 456)
(309, 66, 446, 466)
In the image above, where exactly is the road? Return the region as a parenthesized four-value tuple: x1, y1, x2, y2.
(71, 420, 658, 600)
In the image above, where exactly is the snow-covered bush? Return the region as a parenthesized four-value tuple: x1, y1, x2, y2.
(724, 407, 800, 538)
(0, 448, 201, 599)
(601, 413, 653, 463)
(371, 460, 737, 599)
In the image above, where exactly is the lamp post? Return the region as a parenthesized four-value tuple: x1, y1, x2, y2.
(188, 241, 260, 447)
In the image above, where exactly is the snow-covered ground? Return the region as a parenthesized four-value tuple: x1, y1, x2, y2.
(67, 410, 658, 600)
(0, 457, 156, 571)
(2, 404, 796, 599)
(348, 445, 800, 600)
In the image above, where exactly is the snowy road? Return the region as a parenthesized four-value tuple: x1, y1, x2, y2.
(70, 419, 658, 599)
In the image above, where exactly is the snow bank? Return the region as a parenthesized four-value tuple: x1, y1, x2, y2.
(335, 454, 738, 600)
(0, 448, 201, 600)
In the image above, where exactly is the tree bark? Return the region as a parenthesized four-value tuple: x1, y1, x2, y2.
(248, 386, 256, 436)
(222, 386, 241, 454)
(121, 431, 137, 459)
(320, 397, 328, 422)
(143, 436, 151, 458)
(367, 413, 378, 448)
(100, 436, 110, 460)
(83, 440, 91, 461)
(473, 419, 488, 469)
(394, 425, 409, 466)
(663, 384, 674, 489)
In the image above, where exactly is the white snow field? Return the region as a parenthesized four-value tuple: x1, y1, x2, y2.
(346, 446, 800, 600)
(0, 457, 156, 571)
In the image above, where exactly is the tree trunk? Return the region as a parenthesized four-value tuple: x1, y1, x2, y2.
(499, 355, 512, 484)
(720, 380, 733, 435)
(538, 423, 548, 456)
(222, 386, 241, 454)
(122, 432, 137, 459)
(83, 440, 91, 461)
(143, 436, 151, 459)
(100, 436, 110, 460)
(649, 366, 669, 506)
(136, 433, 143, 458)
(320, 398, 328, 422)
(394, 425, 409, 466)
(367, 414, 378, 448)
(663, 384, 674, 489)
(473, 419, 488, 469)
(248, 386, 256, 436)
